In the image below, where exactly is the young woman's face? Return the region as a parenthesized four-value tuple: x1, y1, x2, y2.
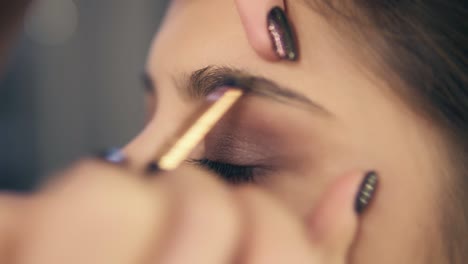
(125, 0, 447, 262)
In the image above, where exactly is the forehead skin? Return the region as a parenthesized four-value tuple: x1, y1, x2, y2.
(140, 0, 447, 263)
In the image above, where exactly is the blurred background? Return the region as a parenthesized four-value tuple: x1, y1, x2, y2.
(0, 0, 169, 191)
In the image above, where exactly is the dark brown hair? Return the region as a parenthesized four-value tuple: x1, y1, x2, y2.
(307, 0, 467, 262)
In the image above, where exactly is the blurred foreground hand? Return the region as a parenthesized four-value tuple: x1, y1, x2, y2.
(0, 159, 364, 264)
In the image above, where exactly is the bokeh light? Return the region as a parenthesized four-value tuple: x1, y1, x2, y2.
(25, 0, 78, 46)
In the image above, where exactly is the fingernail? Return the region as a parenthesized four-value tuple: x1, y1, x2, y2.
(355, 172, 379, 214)
(97, 148, 127, 165)
(267, 6, 299, 61)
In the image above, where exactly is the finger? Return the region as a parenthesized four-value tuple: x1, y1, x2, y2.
(155, 166, 242, 264)
(236, 186, 316, 264)
(235, 0, 299, 61)
(307, 171, 379, 262)
(16, 160, 173, 264)
(0, 193, 28, 262)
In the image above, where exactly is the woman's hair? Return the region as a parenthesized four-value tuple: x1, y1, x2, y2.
(306, 0, 467, 262)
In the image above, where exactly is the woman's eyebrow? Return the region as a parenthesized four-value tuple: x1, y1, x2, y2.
(177, 66, 331, 115)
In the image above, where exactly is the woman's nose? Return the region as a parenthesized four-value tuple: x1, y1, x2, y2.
(122, 121, 170, 170)
(122, 103, 201, 170)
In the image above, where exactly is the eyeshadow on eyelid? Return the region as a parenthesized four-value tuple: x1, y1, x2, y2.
(204, 130, 279, 162)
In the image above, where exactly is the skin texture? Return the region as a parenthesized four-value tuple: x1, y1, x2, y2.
(0, 163, 365, 263)
(0, 3, 370, 263)
(125, 0, 448, 262)
(0, 0, 449, 263)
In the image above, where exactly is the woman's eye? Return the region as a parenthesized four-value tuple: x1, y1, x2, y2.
(190, 159, 256, 184)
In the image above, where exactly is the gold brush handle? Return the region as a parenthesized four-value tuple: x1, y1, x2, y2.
(157, 89, 243, 171)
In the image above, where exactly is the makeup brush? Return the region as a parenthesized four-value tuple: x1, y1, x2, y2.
(151, 87, 244, 172)
(102, 87, 244, 172)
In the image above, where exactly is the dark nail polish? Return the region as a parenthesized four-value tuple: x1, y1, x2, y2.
(355, 172, 379, 214)
(97, 148, 127, 165)
(267, 6, 299, 61)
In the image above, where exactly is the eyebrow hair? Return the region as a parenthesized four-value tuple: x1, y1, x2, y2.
(144, 66, 331, 115)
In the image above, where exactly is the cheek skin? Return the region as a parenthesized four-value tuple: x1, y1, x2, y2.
(347, 107, 447, 263)
(318, 79, 446, 263)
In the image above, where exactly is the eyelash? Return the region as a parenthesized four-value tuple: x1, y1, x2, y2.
(190, 159, 256, 184)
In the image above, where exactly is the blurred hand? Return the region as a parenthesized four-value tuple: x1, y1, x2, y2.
(0, 159, 366, 263)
